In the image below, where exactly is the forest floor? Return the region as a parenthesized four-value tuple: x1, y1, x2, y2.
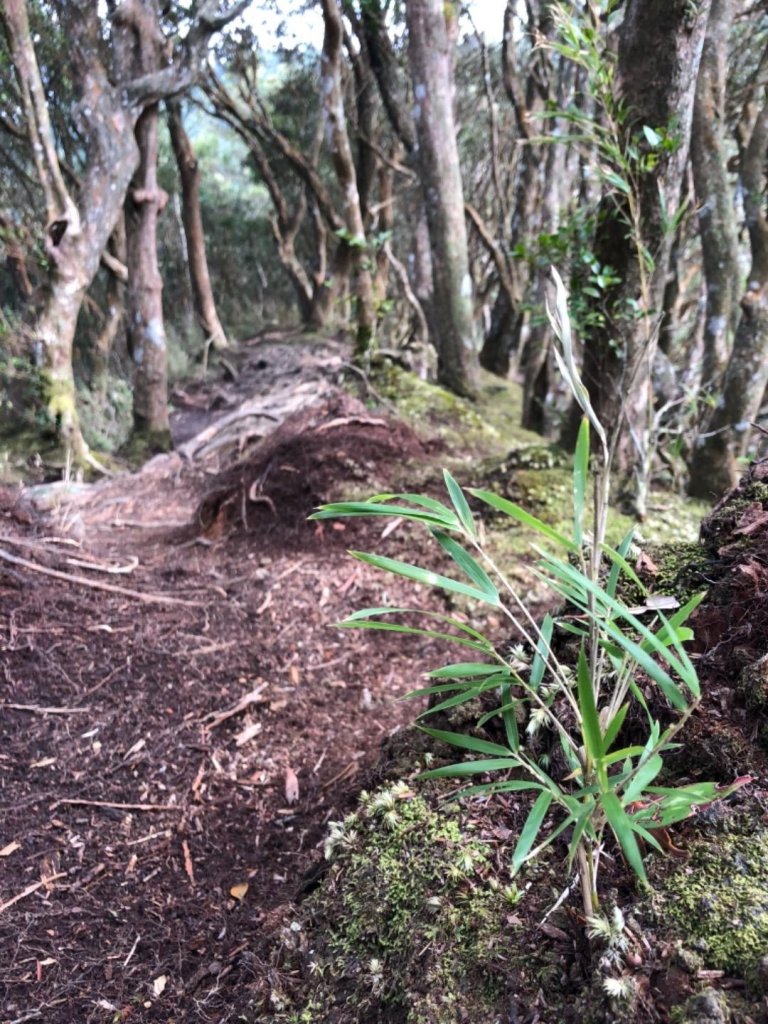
(1, 333, 761, 1024)
(0, 332, 526, 1024)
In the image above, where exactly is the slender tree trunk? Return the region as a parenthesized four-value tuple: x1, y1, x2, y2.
(92, 218, 127, 393)
(125, 104, 171, 448)
(320, 0, 376, 360)
(691, 0, 740, 390)
(167, 99, 229, 353)
(689, 82, 768, 498)
(406, 0, 478, 397)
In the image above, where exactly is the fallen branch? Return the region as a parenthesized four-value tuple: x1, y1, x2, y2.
(0, 547, 200, 606)
(49, 798, 180, 813)
(1, 703, 89, 715)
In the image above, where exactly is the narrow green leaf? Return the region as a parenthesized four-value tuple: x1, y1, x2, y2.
(469, 489, 579, 553)
(606, 528, 636, 599)
(428, 663, 504, 679)
(601, 790, 647, 884)
(350, 551, 497, 604)
(603, 745, 646, 766)
(337, 619, 490, 652)
(448, 780, 545, 799)
(500, 682, 520, 752)
(573, 417, 590, 548)
(622, 754, 664, 806)
(577, 647, 604, 761)
(419, 727, 512, 757)
(598, 543, 645, 593)
(602, 703, 629, 753)
(512, 791, 553, 874)
(530, 614, 555, 690)
(431, 531, 500, 605)
(420, 758, 520, 779)
(443, 470, 477, 538)
(602, 168, 631, 194)
(310, 501, 455, 528)
(416, 686, 486, 720)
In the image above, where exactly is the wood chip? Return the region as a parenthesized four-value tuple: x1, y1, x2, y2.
(284, 766, 300, 804)
(202, 685, 268, 730)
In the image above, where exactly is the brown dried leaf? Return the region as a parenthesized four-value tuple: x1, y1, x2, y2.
(0, 840, 21, 857)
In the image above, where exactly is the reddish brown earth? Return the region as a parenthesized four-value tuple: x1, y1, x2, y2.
(4, 336, 768, 1024)
(0, 338, 460, 1024)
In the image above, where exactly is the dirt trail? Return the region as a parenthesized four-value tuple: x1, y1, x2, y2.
(0, 336, 452, 1023)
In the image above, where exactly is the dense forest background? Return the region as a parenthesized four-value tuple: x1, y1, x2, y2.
(0, 0, 765, 513)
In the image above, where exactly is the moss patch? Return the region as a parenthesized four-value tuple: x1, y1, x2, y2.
(660, 827, 768, 986)
(264, 783, 516, 1024)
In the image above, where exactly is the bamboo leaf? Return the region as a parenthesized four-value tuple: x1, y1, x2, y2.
(512, 791, 554, 874)
(469, 489, 578, 553)
(530, 614, 555, 690)
(443, 470, 477, 538)
(349, 551, 498, 604)
(431, 531, 500, 605)
(622, 754, 664, 806)
(428, 663, 505, 679)
(310, 501, 456, 528)
(577, 647, 604, 761)
(420, 758, 520, 778)
(602, 703, 629, 753)
(573, 417, 590, 548)
(419, 727, 513, 757)
(601, 791, 648, 884)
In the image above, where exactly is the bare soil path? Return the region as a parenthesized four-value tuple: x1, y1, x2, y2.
(0, 336, 454, 1023)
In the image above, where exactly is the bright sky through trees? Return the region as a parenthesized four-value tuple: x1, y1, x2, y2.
(244, 1, 507, 50)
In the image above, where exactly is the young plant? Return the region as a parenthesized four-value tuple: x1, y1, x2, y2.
(311, 269, 747, 916)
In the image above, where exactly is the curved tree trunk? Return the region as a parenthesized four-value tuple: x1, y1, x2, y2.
(406, 0, 478, 398)
(167, 99, 229, 353)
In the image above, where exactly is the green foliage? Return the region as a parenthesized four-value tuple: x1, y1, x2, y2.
(312, 270, 739, 919)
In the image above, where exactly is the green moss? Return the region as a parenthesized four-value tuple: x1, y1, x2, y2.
(660, 827, 768, 985)
(265, 782, 514, 1024)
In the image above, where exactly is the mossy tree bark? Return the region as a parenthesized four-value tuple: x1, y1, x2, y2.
(167, 99, 229, 354)
(560, 0, 711, 516)
(691, 0, 740, 390)
(406, 0, 479, 399)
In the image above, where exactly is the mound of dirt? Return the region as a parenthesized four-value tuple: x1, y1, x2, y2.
(195, 391, 435, 543)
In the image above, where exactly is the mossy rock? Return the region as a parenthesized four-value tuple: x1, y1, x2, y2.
(659, 826, 768, 992)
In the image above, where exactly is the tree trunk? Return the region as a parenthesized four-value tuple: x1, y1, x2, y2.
(166, 99, 229, 353)
(92, 219, 127, 394)
(125, 104, 171, 448)
(560, 0, 711, 516)
(406, 0, 478, 398)
(320, 0, 376, 360)
(689, 79, 768, 499)
(690, 0, 740, 390)
(1, 0, 246, 468)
